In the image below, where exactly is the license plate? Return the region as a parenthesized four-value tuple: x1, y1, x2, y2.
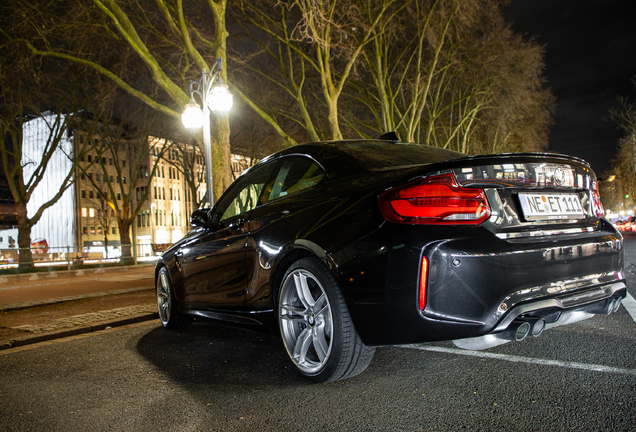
(518, 192, 584, 221)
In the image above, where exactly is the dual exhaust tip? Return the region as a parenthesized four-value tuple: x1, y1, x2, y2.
(502, 317, 546, 342)
(498, 297, 623, 341)
(503, 296, 624, 342)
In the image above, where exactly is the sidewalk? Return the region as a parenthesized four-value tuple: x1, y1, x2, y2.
(0, 264, 155, 310)
(0, 265, 158, 351)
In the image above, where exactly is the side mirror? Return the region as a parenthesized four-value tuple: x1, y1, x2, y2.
(190, 208, 211, 228)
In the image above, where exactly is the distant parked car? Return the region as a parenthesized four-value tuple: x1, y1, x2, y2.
(31, 239, 49, 254)
(614, 220, 626, 231)
(621, 216, 636, 233)
(155, 138, 626, 382)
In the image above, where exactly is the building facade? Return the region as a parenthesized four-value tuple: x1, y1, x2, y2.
(126, 137, 205, 257)
(73, 133, 252, 257)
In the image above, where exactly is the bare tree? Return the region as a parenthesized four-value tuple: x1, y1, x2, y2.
(349, 0, 463, 142)
(234, 0, 402, 143)
(83, 181, 118, 254)
(152, 128, 207, 211)
(349, 0, 554, 153)
(607, 86, 636, 212)
(1, 4, 99, 269)
(599, 168, 627, 217)
(0, 65, 91, 268)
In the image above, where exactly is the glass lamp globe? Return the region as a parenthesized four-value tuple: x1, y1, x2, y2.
(207, 85, 233, 112)
(181, 102, 204, 129)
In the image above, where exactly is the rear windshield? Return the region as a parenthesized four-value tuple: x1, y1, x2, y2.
(332, 141, 465, 170)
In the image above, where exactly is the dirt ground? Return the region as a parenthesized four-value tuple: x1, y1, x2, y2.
(0, 290, 155, 341)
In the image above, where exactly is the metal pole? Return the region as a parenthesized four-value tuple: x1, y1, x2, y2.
(202, 105, 214, 208)
(201, 69, 215, 207)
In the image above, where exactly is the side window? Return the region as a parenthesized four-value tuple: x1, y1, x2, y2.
(266, 157, 325, 202)
(211, 162, 277, 224)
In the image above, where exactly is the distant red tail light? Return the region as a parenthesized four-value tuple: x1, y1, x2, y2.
(379, 173, 491, 225)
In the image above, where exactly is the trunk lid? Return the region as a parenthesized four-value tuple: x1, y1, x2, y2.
(402, 153, 603, 238)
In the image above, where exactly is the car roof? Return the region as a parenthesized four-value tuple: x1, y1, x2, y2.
(265, 140, 467, 173)
(250, 139, 592, 183)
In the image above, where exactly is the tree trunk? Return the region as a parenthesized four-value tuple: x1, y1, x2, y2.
(118, 219, 134, 266)
(213, 115, 232, 203)
(16, 204, 34, 270)
(328, 96, 343, 140)
(211, 0, 232, 202)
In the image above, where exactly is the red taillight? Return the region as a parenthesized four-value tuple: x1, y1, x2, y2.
(592, 188, 604, 218)
(379, 173, 491, 224)
(419, 256, 428, 310)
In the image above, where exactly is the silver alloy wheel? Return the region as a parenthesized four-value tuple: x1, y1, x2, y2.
(279, 269, 334, 375)
(156, 271, 171, 326)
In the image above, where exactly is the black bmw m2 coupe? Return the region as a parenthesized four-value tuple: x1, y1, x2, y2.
(155, 139, 625, 382)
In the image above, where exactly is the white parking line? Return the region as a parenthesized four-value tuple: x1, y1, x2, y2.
(623, 293, 636, 324)
(401, 345, 636, 376)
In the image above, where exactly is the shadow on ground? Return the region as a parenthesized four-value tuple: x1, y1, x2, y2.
(136, 319, 313, 387)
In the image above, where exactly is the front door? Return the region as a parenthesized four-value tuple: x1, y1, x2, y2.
(178, 161, 278, 310)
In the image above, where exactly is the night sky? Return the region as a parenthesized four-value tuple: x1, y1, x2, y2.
(504, 0, 636, 177)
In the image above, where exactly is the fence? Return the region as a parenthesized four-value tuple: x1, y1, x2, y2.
(0, 243, 171, 270)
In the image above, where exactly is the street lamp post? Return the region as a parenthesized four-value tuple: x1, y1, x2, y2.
(181, 57, 233, 207)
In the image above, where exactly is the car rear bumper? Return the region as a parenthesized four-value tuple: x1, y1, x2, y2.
(334, 222, 625, 346)
(490, 276, 625, 332)
(451, 281, 625, 350)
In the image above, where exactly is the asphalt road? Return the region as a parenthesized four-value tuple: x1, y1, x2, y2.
(1, 241, 635, 431)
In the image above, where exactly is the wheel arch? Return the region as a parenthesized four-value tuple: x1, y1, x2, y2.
(154, 259, 167, 284)
(270, 239, 340, 306)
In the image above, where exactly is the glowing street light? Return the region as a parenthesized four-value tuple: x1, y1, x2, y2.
(181, 57, 233, 206)
(181, 103, 205, 129)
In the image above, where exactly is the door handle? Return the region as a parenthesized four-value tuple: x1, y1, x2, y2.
(228, 218, 246, 232)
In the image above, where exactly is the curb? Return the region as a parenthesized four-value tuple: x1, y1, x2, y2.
(0, 263, 155, 288)
(0, 286, 156, 312)
(0, 311, 159, 351)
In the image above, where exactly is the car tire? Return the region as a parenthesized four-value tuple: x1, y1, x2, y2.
(278, 257, 375, 382)
(156, 266, 185, 330)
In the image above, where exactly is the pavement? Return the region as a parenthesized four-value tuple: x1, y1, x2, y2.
(0, 264, 158, 350)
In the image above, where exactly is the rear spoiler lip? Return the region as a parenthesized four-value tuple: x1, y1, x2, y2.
(434, 152, 591, 171)
(398, 154, 596, 191)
